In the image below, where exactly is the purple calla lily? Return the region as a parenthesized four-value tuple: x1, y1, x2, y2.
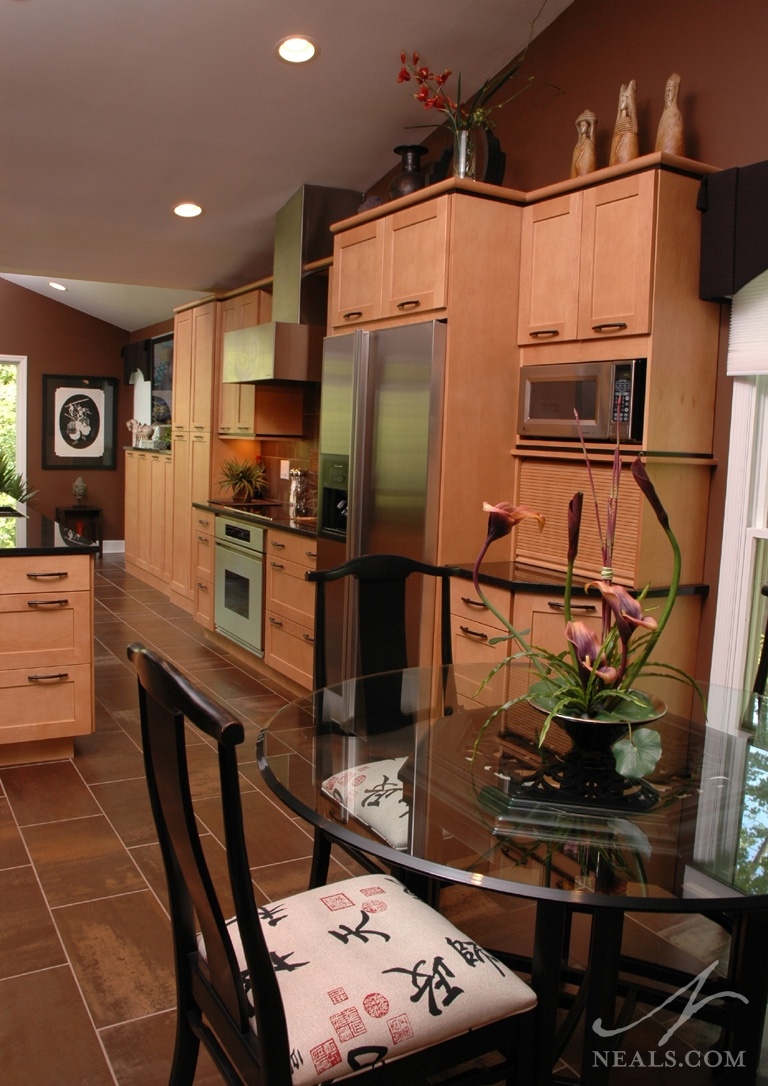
(565, 621, 619, 685)
(585, 581, 658, 644)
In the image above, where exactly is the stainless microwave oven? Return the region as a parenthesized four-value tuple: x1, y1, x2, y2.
(517, 358, 647, 442)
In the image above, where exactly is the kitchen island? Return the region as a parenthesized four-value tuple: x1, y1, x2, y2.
(0, 502, 97, 765)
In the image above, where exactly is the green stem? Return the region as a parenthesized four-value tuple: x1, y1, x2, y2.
(621, 524, 681, 691)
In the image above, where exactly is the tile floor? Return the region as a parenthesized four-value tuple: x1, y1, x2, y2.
(0, 555, 761, 1085)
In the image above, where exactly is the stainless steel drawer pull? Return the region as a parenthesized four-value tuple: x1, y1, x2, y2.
(270, 541, 286, 549)
(28, 672, 69, 682)
(197, 518, 210, 527)
(196, 582, 209, 591)
(342, 310, 363, 321)
(460, 595, 487, 609)
(269, 616, 283, 627)
(460, 625, 488, 640)
(26, 571, 69, 579)
(396, 299, 421, 310)
(303, 633, 315, 643)
(197, 534, 209, 544)
(529, 329, 559, 338)
(270, 561, 285, 570)
(592, 322, 628, 332)
(27, 599, 69, 607)
(547, 601, 597, 613)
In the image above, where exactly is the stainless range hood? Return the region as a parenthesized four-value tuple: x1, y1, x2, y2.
(223, 185, 361, 384)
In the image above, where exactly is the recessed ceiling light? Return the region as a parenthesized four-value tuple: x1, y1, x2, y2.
(49, 281, 67, 291)
(276, 36, 317, 63)
(173, 202, 204, 218)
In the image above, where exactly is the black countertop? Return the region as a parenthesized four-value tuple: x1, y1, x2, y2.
(196, 500, 318, 539)
(0, 502, 99, 556)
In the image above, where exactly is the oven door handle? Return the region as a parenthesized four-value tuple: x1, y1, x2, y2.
(214, 539, 264, 560)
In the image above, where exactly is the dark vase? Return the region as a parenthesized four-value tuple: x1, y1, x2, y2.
(389, 145, 428, 200)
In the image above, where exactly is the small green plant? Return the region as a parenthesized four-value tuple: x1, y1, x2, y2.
(216, 457, 268, 502)
(0, 449, 36, 503)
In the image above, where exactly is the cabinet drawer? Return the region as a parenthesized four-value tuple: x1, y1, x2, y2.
(0, 663, 93, 744)
(266, 555, 316, 627)
(452, 616, 511, 708)
(0, 555, 91, 594)
(0, 591, 92, 669)
(265, 610, 314, 689)
(450, 581, 512, 632)
(266, 531, 318, 568)
(192, 508, 215, 534)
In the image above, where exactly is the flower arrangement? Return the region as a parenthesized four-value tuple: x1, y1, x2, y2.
(472, 426, 702, 778)
(396, 0, 549, 137)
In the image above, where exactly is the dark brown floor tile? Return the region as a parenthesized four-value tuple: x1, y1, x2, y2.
(192, 665, 275, 701)
(0, 759, 100, 825)
(94, 660, 143, 712)
(227, 691, 290, 726)
(0, 796, 28, 869)
(251, 855, 362, 902)
(0, 966, 115, 1085)
(129, 841, 169, 912)
(91, 776, 156, 847)
(152, 641, 232, 670)
(195, 787, 313, 867)
(55, 889, 176, 1028)
(100, 1007, 222, 1086)
(73, 727, 145, 784)
(0, 866, 67, 978)
(23, 814, 146, 905)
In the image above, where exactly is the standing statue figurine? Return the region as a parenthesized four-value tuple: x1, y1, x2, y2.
(609, 80, 638, 166)
(570, 109, 597, 177)
(655, 72, 684, 156)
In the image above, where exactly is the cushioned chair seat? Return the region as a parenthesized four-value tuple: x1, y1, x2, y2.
(321, 758, 410, 851)
(201, 873, 536, 1086)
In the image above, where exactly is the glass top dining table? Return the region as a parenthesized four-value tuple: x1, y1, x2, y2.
(257, 664, 768, 1084)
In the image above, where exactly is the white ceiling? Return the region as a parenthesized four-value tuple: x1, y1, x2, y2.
(1, 0, 573, 332)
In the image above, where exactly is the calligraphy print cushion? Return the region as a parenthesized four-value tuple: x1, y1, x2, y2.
(225, 874, 537, 1085)
(321, 759, 411, 851)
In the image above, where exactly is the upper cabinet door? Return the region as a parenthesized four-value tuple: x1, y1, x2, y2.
(380, 197, 450, 319)
(577, 171, 655, 339)
(517, 192, 582, 345)
(329, 219, 384, 328)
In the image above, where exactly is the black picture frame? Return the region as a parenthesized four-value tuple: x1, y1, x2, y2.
(42, 375, 119, 470)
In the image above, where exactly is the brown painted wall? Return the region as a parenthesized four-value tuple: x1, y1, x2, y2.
(0, 277, 129, 540)
(384, 0, 768, 190)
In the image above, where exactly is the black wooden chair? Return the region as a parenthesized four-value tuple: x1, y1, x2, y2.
(127, 642, 536, 1086)
(306, 555, 457, 885)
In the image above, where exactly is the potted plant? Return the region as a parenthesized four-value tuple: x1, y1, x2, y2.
(215, 457, 268, 503)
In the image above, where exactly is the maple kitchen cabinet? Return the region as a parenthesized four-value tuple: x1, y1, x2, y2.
(328, 181, 525, 566)
(329, 194, 451, 329)
(168, 299, 218, 609)
(0, 511, 96, 766)
(264, 528, 317, 688)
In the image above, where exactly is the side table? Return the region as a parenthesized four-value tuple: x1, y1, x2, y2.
(55, 505, 103, 557)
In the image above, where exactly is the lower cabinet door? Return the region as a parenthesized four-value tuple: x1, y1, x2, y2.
(0, 663, 93, 744)
(265, 611, 314, 689)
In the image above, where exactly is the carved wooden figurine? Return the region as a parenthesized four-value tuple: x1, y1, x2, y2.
(655, 72, 684, 156)
(570, 109, 597, 177)
(609, 80, 638, 166)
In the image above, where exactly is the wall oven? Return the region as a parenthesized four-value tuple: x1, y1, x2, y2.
(214, 516, 265, 656)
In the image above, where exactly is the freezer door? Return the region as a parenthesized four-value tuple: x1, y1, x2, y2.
(351, 320, 446, 563)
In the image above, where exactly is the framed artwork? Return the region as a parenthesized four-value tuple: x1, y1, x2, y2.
(42, 375, 119, 470)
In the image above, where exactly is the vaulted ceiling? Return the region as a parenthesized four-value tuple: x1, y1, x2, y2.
(1, 0, 573, 330)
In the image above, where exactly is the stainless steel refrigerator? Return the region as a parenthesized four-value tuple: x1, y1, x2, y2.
(316, 320, 447, 686)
